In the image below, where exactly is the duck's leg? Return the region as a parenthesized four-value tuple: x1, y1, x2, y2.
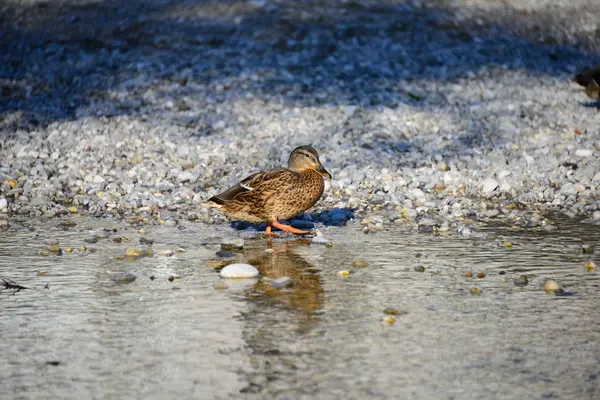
(272, 219, 311, 236)
(265, 222, 282, 237)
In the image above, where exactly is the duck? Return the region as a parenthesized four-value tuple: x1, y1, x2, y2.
(202, 145, 331, 236)
(574, 65, 600, 100)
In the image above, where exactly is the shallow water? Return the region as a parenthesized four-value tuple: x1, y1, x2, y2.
(1, 216, 599, 400)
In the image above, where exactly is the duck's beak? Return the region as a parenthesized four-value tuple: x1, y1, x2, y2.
(315, 164, 332, 179)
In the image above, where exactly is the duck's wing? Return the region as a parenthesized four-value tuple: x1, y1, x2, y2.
(208, 168, 292, 204)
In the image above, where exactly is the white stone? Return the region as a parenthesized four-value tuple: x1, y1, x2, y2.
(311, 236, 330, 245)
(0, 197, 7, 211)
(482, 178, 498, 195)
(219, 263, 259, 278)
(575, 148, 593, 158)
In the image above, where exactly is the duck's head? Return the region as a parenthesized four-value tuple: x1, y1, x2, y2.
(288, 145, 332, 179)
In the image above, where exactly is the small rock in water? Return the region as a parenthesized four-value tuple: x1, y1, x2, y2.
(271, 277, 294, 289)
(585, 261, 595, 272)
(382, 316, 396, 325)
(477, 272, 486, 279)
(464, 271, 473, 278)
(338, 270, 350, 277)
(383, 307, 405, 316)
(219, 263, 259, 278)
(582, 245, 594, 254)
(414, 265, 425, 272)
(543, 279, 560, 292)
(0, 197, 7, 211)
(513, 275, 529, 286)
(125, 248, 142, 257)
(221, 237, 244, 251)
(470, 287, 482, 295)
(351, 261, 369, 267)
(46, 245, 62, 255)
(158, 250, 174, 257)
(456, 226, 473, 237)
(108, 272, 137, 284)
(214, 281, 228, 290)
(216, 250, 235, 258)
(140, 237, 154, 245)
(311, 235, 330, 245)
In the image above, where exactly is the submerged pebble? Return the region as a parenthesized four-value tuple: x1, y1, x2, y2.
(513, 275, 529, 286)
(382, 316, 396, 325)
(214, 281, 228, 290)
(543, 279, 560, 292)
(108, 272, 137, 284)
(125, 248, 142, 257)
(311, 236, 330, 245)
(464, 271, 473, 278)
(271, 277, 294, 289)
(338, 270, 350, 277)
(351, 261, 369, 267)
(219, 263, 259, 278)
(585, 261, 595, 272)
(470, 287, 482, 295)
(414, 265, 425, 272)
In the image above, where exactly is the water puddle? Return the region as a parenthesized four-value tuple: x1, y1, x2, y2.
(1, 216, 599, 399)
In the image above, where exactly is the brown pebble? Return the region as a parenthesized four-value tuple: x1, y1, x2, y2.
(352, 261, 369, 267)
(464, 272, 473, 278)
(470, 287, 482, 295)
(168, 276, 174, 282)
(477, 272, 486, 279)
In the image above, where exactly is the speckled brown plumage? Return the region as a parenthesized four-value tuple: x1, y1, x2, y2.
(203, 145, 331, 236)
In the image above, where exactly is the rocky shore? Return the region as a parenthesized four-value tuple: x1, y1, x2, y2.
(1, 0, 600, 232)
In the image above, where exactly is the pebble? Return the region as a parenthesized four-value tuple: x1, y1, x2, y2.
(482, 178, 498, 196)
(513, 275, 529, 286)
(382, 316, 396, 325)
(214, 281, 228, 290)
(108, 272, 137, 284)
(337, 270, 350, 277)
(456, 226, 473, 237)
(414, 265, 425, 272)
(216, 250, 235, 258)
(125, 248, 142, 257)
(470, 287, 482, 295)
(351, 261, 369, 267)
(221, 237, 244, 251)
(543, 279, 560, 292)
(311, 236, 330, 245)
(575, 149, 593, 157)
(219, 263, 259, 278)
(271, 277, 294, 289)
(585, 261, 595, 272)
(477, 272, 486, 279)
(0, 198, 7, 211)
(158, 250, 174, 256)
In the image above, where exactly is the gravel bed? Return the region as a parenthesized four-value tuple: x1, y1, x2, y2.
(1, 0, 600, 231)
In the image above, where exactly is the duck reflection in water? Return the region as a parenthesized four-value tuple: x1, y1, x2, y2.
(240, 238, 323, 331)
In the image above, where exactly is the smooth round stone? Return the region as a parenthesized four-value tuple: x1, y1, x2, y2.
(311, 236, 330, 245)
(219, 263, 259, 278)
(108, 272, 137, 284)
(543, 279, 560, 292)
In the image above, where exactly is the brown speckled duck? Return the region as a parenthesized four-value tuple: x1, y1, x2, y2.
(203, 145, 331, 236)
